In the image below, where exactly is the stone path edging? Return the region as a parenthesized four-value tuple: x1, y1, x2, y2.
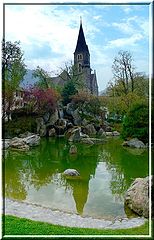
(5, 198, 146, 229)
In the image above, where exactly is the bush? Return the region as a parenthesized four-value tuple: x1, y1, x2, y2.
(122, 103, 149, 143)
(3, 115, 37, 138)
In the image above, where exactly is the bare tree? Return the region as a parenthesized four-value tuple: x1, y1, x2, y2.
(112, 50, 135, 95)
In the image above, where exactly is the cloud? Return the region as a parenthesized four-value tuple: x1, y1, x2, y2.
(106, 33, 144, 48)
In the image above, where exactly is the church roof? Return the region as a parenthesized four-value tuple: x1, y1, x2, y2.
(74, 22, 89, 54)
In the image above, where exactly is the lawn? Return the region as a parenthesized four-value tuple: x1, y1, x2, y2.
(2, 215, 151, 238)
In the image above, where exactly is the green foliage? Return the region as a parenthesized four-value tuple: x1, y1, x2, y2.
(122, 103, 149, 143)
(62, 80, 78, 105)
(3, 113, 37, 138)
(33, 66, 51, 89)
(2, 41, 27, 113)
(3, 215, 149, 236)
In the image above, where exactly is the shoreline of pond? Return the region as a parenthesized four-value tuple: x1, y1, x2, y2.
(4, 198, 147, 230)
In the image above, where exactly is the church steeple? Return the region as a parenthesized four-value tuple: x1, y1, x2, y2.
(74, 20, 89, 54)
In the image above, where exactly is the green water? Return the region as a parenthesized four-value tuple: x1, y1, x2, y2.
(4, 137, 149, 220)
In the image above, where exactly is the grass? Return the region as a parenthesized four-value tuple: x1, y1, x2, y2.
(2, 215, 151, 238)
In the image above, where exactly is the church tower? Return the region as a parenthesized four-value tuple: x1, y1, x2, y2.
(74, 19, 98, 96)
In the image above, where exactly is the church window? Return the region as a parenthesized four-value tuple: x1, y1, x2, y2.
(77, 54, 83, 60)
(78, 63, 82, 73)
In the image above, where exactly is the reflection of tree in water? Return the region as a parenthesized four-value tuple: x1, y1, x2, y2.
(99, 138, 148, 201)
(5, 138, 99, 215)
(4, 151, 27, 200)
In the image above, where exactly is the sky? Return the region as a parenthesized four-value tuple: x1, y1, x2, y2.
(4, 2, 151, 91)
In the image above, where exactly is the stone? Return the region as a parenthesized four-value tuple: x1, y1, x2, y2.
(83, 124, 96, 136)
(66, 127, 81, 142)
(48, 128, 56, 137)
(19, 131, 33, 138)
(69, 145, 77, 154)
(97, 128, 106, 138)
(10, 137, 29, 150)
(122, 138, 146, 148)
(124, 176, 152, 218)
(63, 169, 80, 176)
(36, 117, 47, 136)
(113, 131, 120, 136)
(80, 138, 94, 145)
(2, 139, 10, 150)
(82, 119, 88, 126)
(106, 132, 113, 136)
(23, 134, 40, 147)
(39, 125, 47, 137)
(72, 108, 82, 125)
(48, 110, 59, 125)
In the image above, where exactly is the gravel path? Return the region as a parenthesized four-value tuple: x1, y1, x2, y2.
(4, 198, 146, 229)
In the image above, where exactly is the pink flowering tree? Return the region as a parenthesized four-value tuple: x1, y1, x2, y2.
(24, 86, 60, 116)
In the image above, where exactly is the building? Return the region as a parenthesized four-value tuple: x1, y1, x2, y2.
(74, 20, 98, 96)
(52, 20, 98, 95)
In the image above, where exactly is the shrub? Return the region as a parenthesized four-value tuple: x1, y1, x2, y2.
(122, 103, 149, 143)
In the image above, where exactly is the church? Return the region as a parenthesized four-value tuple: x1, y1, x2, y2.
(52, 20, 98, 96)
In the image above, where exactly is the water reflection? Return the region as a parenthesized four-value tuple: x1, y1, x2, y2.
(4, 137, 148, 218)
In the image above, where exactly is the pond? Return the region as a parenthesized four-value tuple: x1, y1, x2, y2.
(4, 137, 149, 220)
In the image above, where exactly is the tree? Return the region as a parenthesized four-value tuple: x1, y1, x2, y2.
(2, 40, 27, 119)
(61, 62, 85, 105)
(32, 66, 51, 89)
(122, 103, 149, 143)
(112, 50, 135, 95)
(24, 87, 59, 116)
(106, 51, 149, 116)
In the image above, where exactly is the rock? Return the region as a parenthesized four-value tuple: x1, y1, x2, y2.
(113, 131, 120, 136)
(122, 138, 146, 148)
(48, 110, 59, 125)
(69, 145, 77, 154)
(124, 176, 151, 218)
(80, 132, 89, 138)
(63, 169, 80, 176)
(80, 138, 94, 145)
(36, 117, 47, 136)
(66, 127, 81, 142)
(23, 134, 40, 147)
(83, 124, 96, 136)
(48, 128, 56, 137)
(66, 103, 74, 116)
(19, 131, 34, 138)
(72, 108, 82, 125)
(106, 132, 113, 136)
(39, 125, 47, 137)
(89, 138, 105, 144)
(2, 139, 10, 150)
(97, 128, 106, 138)
(82, 119, 88, 126)
(10, 137, 29, 150)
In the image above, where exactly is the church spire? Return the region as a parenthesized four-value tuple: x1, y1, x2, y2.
(74, 19, 89, 53)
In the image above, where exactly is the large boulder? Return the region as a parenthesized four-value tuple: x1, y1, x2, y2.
(10, 137, 29, 150)
(23, 134, 40, 147)
(97, 128, 106, 138)
(36, 117, 47, 136)
(48, 110, 59, 125)
(124, 176, 151, 218)
(122, 138, 146, 148)
(48, 128, 56, 137)
(72, 108, 82, 125)
(66, 127, 81, 142)
(63, 169, 80, 176)
(82, 124, 96, 136)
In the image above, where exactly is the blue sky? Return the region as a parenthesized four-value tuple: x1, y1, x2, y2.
(5, 3, 151, 91)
